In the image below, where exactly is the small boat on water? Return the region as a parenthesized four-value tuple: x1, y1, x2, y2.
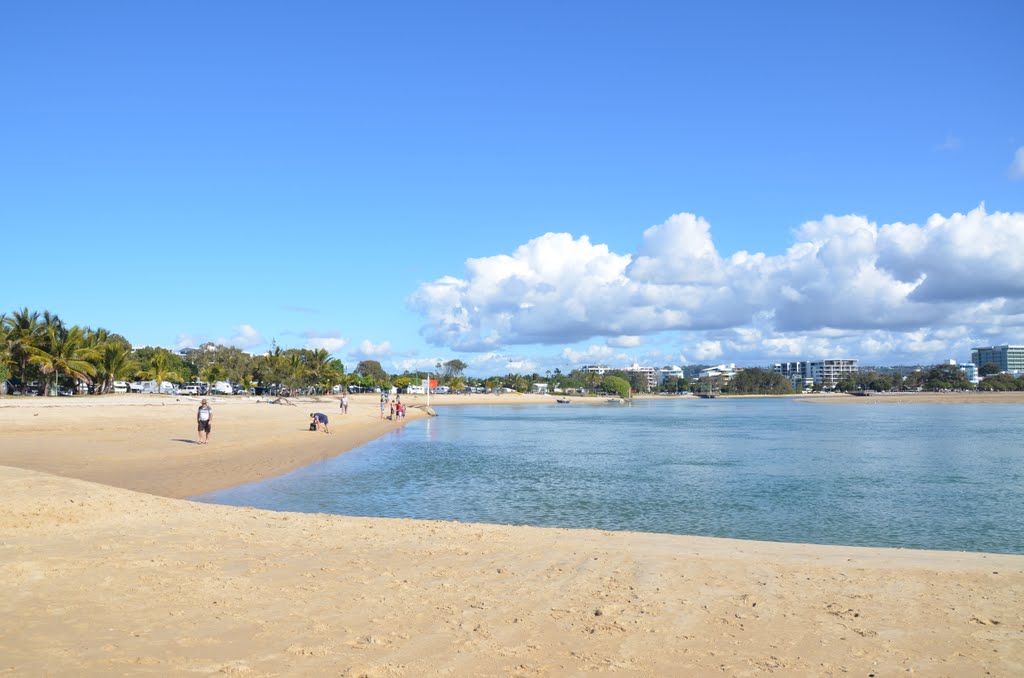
(606, 397, 626, 404)
(556, 398, 571, 404)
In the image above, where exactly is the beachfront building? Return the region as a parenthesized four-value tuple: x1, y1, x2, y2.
(700, 363, 737, 380)
(772, 361, 814, 391)
(624, 363, 658, 391)
(531, 383, 549, 394)
(772, 359, 858, 390)
(959, 361, 980, 385)
(580, 364, 610, 376)
(657, 365, 686, 384)
(970, 344, 1024, 375)
(809, 359, 858, 388)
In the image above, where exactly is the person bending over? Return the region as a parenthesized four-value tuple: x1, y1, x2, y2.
(310, 412, 330, 434)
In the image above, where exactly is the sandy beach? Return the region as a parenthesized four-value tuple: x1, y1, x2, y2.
(1, 393, 1022, 676)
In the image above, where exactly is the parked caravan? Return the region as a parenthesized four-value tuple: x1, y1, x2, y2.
(130, 380, 177, 394)
(212, 381, 234, 395)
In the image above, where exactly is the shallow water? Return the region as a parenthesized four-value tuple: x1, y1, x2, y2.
(195, 398, 1024, 554)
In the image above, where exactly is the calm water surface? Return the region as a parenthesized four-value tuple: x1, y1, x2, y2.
(195, 399, 1024, 554)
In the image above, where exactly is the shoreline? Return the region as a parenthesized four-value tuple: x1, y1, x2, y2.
(1, 390, 1023, 499)
(2, 393, 1023, 674)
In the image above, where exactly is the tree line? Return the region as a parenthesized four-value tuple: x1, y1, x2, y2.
(0, 307, 355, 397)
(834, 363, 1024, 392)
(5, 307, 1021, 397)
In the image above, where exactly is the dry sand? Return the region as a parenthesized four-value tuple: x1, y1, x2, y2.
(1, 393, 1022, 676)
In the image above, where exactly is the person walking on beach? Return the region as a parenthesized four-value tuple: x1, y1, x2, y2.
(197, 399, 212, 444)
(340, 393, 349, 414)
(310, 412, 330, 434)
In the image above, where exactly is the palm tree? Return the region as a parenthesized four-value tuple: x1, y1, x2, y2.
(202, 364, 224, 392)
(304, 348, 333, 394)
(3, 307, 44, 390)
(81, 327, 132, 394)
(28, 324, 99, 396)
(337, 370, 358, 394)
(319, 358, 344, 394)
(143, 350, 181, 394)
(286, 351, 304, 392)
(0, 314, 11, 396)
(95, 342, 135, 394)
(254, 343, 287, 394)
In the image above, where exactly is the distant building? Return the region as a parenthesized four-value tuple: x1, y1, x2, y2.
(657, 365, 686, 384)
(580, 364, 610, 376)
(773, 362, 814, 391)
(958, 362, 980, 384)
(531, 383, 549, 394)
(624, 363, 658, 391)
(700, 363, 737, 380)
(772, 359, 858, 390)
(810, 359, 858, 388)
(971, 345, 1024, 375)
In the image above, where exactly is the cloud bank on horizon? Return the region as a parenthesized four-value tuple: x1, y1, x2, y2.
(409, 204, 1024, 366)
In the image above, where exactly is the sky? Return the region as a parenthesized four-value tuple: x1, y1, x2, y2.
(3, 1, 1023, 377)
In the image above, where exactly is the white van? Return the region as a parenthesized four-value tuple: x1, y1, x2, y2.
(112, 381, 129, 393)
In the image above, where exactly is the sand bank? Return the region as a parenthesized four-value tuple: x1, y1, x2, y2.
(0, 392, 552, 498)
(1, 394, 1022, 676)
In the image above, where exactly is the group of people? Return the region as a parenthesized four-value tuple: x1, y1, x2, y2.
(195, 391, 412, 445)
(379, 393, 405, 421)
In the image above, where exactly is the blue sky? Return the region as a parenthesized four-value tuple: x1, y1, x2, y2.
(3, 1, 1023, 376)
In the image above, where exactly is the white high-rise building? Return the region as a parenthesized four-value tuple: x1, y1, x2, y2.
(625, 363, 658, 391)
(772, 359, 858, 389)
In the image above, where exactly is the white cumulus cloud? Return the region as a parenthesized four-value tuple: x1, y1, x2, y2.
(351, 339, 393, 359)
(174, 333, 200, 350)
(305, 337, 347, 353)
(409, 206, 1024, 364)
(693, 340, 723, 361)
(608, 335, 642, 348)
(221, 324, 263, 350)
(560, 344, 616, 364)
